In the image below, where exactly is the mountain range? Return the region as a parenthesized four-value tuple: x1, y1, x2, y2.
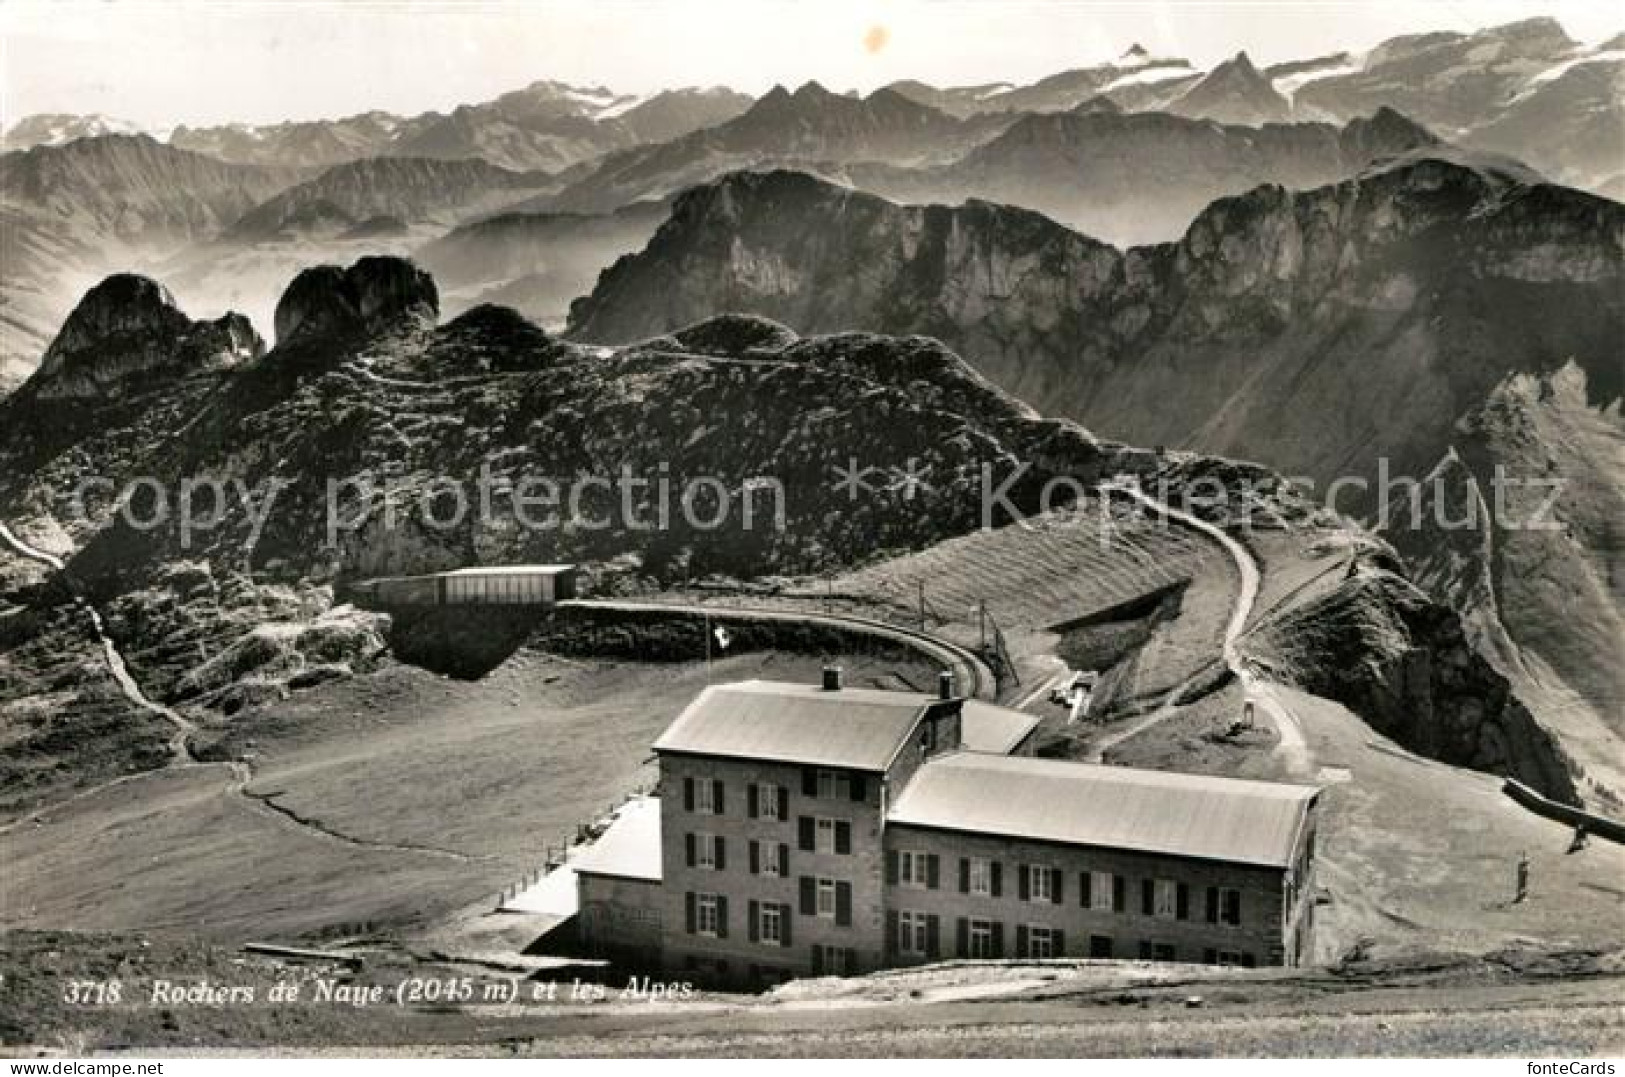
(564, 158, 1625, 796)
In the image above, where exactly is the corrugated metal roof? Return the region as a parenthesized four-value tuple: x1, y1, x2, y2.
(888, 754, 1318, 868)
(442, 564, 575, 577)
(653, 681, 936, 770)
(572, 795, 663, 881)
(961, 701, 1042, 755)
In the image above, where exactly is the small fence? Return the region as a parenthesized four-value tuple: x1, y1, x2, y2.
(1502, 778, 1625, 846)
(494, 784, 656, 910)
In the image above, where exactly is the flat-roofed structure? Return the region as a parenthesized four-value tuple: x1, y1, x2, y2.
(357, 563, 578, 606)
(576, 796, 665, 966)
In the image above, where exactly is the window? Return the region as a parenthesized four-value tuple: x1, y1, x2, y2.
(1088, 870, 1115, 911)
(817, 945, 852, 975)
(695, 833, 719, 870)
(1154, 878, 1177, 919)
(1214, 949, 1246, 967)
(753, 840, 785, 878)
(898, 850, 930, 888)
(1028, 864, 1053, 903)
(1089, 934, 1114, 959)
(1154, 943, 1176, 962)
(696, 893, 720, 937)
(815, 817, 836, 853)
(1025, 925, 1056, 959)
(757, 782, 781, 820)
(968, 918, 995, 959)
(816, 878, 837, 918)
(968, 857, 992, 896)
(693, 779, 716, 815)
(817, 770, 849, 800)
(760, 904, 782, 945)
(898, 911, 929, 955)
(1220, 888, 1242, 926)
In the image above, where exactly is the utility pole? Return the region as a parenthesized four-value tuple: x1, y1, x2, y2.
(917, 580, 926, 631)
(978, 600, 988, 651)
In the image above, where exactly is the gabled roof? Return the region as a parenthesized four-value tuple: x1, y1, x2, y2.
(960, 700, 1042, 755)
(573, 795, 662, 882)
(887, 754, 1318, 868)
(653, 680, 941, 771)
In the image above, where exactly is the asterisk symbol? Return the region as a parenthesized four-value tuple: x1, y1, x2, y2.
(887, 457, 933, 501)
(830, 456, 882, 501)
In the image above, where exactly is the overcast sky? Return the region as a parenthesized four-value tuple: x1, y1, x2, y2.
(2, 0, 1619, 129)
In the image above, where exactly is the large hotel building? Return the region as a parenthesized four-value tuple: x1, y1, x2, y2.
(573, 668, 1320, 988)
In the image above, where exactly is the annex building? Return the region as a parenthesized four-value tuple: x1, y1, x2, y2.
(576, 668, 1320, 988)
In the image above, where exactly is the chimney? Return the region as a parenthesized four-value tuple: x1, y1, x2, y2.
(939, 670, 956, 700)
(822, 665, 843, 691)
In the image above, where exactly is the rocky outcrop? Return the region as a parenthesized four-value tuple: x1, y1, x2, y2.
(27, 274, 262, 400)
(1250, 558, 1580, 802)
(570, 159, 1623, 514)
(273, 256, 439, 345)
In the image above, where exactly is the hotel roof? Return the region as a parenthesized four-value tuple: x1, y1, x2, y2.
(887, 754, 1318, 868)
(652, 680, 946, 771)
(960, 700, 1043, 755)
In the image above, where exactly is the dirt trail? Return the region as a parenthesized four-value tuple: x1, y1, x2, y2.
(0, 517, 198, 762)
(1, 515, 480, 861)
(1086, 480, 1311, 775)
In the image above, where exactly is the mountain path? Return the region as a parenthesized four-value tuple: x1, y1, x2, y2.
(1086, 481, 1312, 776)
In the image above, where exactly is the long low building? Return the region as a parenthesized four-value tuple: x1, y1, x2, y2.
(577, 669, 1319, 988)
(355, 564, 578, 606)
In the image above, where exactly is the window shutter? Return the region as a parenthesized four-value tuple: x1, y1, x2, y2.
(716, 895, 729, 939)
(849, 774, 867, 801)
(926, 854, 940, 890)
(811, 944, 824, 976)
(1176, 882, 1189, 921)
(684, 777, 694, 812)
(926, 915, 941, 959)
(1018, 865, 1030, 902)
(991, 861, 1003, 898)
(885, 910, 899, 956)
(748, 785, 759, 818)
(959, 858, 970, 894)
(835, 821, 851, 855)
(991, 921, 1005, 958)
(799, 876, 815, 915)
(1053, 929, 1065, 956)
(1227, 889, 1242, 926)
(798, 816, 815, 851)
(711, 779, 724, 815)
(836, 881, 852, 926)
(1113, 874, 1125, 912)
(685, 891, 696, 934)
(886, 849, 899, 885)
(715, 837, 726, 872)
(802, 767, 817, 796)
(778, 843, 790, 876)
(1142, 879, 1155, 916)
(749, 840, 760, 875)
(1206, 886, 1220, 923)
(780, 903, 793, 948)
(749, 899, 760, 943)
(1081, 872, 1092, 908)
(1051, 868, 1064, 905)
(956, 918, 969, 958)
(844, 948, 857, 974)
(685, 833, 696, 868)
(1016, 924, 1029, 957)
